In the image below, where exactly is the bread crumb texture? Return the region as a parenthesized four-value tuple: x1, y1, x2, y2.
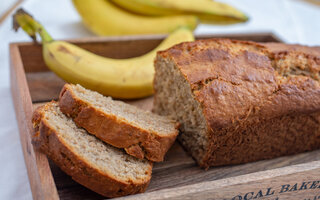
(71, 84, 177, 135)
(32, 102, 152, 197)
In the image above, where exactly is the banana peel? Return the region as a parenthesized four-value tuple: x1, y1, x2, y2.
(72, 0, 198, 36)
(111, 0, 249, 25)
(13, 9, 195, 99)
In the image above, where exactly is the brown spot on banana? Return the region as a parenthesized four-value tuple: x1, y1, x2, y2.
(57, 45, 72, 54)
(57, 45, 82, 62)
(49, 51, 55, 59)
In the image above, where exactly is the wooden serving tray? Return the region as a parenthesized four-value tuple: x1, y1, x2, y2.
(10, 33, 320, 200)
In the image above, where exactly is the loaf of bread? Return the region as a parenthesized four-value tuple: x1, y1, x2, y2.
(32, 102, 152, 197)
(153, 38, 320, 168)
(59, 84, 179, 162)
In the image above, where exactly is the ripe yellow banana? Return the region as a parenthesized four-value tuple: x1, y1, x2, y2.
(111, 0, 248, 24)
(13, 9, 195, 99)
(72, 0, 198, 36)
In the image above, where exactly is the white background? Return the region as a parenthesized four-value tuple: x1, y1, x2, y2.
(0, 0, 319, 199)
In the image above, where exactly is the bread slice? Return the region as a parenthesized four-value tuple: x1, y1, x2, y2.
(58, 84, 179, 162)
(32, 102, 152, 197)
(153, 38, 320, 168)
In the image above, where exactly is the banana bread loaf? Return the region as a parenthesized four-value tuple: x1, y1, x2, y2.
(153, 38, 320, 168)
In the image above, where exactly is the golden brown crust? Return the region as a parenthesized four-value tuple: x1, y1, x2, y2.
(31, 102, 152, 197)
(157, 38, 320, 168)
(58, 84, 178, 162)
(202, 112, 320, 168)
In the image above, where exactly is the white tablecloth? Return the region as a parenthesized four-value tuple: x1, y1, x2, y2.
(0, 0, 319, 199)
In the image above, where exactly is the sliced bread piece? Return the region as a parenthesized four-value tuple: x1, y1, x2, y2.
(32, 102, 152, 198)
(58, 84, 179, 162)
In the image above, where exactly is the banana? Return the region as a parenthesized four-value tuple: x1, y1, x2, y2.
(110, 0, 248, 24)
(13, 9, 195, 99)
(72, 0, 198, 36)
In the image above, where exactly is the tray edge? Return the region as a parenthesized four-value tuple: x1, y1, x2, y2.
(10, 43, 59, 200)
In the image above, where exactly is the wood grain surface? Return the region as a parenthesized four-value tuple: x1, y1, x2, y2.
(10, 44, 59, 200)
(119, 161, 320, 200)
(11, 33, 320, 200)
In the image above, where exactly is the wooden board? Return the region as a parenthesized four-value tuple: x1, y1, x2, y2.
(10, 33, 320, 200)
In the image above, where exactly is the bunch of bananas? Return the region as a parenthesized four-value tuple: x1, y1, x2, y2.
(72, 0, 248, 36)
(13, 9, 194, 99)
(13, 0, 247, 99)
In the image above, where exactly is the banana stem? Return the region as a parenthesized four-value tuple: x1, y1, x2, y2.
(13, 8, 53, 43)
